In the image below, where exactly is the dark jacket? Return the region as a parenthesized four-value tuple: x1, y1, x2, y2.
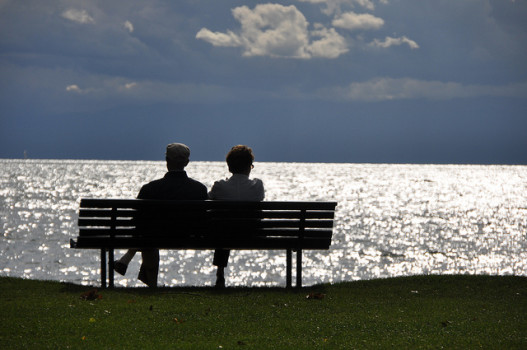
(137, 171, 207, 200)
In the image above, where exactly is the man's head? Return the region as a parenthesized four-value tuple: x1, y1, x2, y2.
(226, 145, 254, 175)
(165, 143, 190, 171)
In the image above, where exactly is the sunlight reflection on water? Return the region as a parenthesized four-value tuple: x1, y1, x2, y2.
(1, 159, 526, 287)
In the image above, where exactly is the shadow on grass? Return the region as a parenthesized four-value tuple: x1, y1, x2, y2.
(57, 280, 328, 297)
(7, 274, 525, 300)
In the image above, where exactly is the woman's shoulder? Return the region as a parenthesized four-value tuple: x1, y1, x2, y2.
(212, 178, 229, 187)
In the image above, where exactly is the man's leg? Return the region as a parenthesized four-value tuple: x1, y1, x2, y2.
(138, 249, 159, 288)
(213, 249, 230, 288)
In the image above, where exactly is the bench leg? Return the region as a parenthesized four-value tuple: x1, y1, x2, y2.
(100, 249, 107, 289)
(108, 249, 114, 288)
(296, 249, 302, 288)
(286, 249, 292, 288)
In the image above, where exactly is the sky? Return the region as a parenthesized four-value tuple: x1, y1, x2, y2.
(1, 0, 526, 164)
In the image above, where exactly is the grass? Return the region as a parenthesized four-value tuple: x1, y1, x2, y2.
(1, 275, 526, 349)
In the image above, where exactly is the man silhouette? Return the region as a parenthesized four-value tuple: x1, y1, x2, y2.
(114, 143, 207, 287)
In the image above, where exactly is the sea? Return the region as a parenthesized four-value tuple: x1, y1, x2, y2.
(1, 159, 526, 287)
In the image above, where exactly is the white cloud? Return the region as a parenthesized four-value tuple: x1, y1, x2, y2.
(232, 4, 311, 58)
(61, 9, 94, 24)
(308, 24, 349, 58)
(196, 29, 242, 47)
(66, 85, 82, 93)
(196, 3, 348, 59)
(123, 20, 134, 33)
(370, 36, 419, 49)
(320, 78, 527, 101)
(297, 0, 376, 15)
(65, 79, 141, 97)
(333, 12, 384, 31)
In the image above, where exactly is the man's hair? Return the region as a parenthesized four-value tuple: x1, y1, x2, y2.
(226, 145, 254, 173)
(166, 157, 189, 171)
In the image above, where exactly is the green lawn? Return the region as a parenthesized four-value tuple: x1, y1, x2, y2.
(1, 275, 526, 349)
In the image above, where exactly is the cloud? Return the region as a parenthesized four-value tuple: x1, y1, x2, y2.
(123, 82, 137, 89)
(231, 3, 311, 58)
(196, 3, 348, 59)
(66, 84, 82, 93)
(308, 24, 349, 58)
(123, 20, 134, 33)
(59, 73, 244, 106)
(61, 9, 94, 24)
(196, 2, 420, 59)
(66, 80, 140, 97)
(297, 0, 377, 15)
(370, 36, 419, 49)
(319, 78, 527, 101)
(196, 29, 242, 47)
(332, 11, 384, 30)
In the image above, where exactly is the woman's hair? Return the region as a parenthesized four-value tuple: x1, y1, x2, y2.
(226, 145, 254, 173)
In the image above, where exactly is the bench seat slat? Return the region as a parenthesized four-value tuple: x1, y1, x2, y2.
(78, 228, 333, 238)
(79, 209, 137, 218)
(210, 219, 334, 229)
(210, 211, 335, 219)
(79, 210, 334, 221)
(78, 218, 135, 227)
(79, 220, 334, 231)
(78, 219, 212, 228)
(79, 228, 208, 236)
(79, 220, 333, 230)
(80, 199, 337, 211)
(212, 229, 333, 237)
(73, 237, 331, 250)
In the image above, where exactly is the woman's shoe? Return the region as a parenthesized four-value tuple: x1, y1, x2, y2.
(215, 275, 225, 289)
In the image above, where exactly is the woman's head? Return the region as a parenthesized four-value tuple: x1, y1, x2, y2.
(226, 145, 254, 174)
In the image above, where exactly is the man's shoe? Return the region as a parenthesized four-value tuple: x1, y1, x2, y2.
(114, 261, 127, 276)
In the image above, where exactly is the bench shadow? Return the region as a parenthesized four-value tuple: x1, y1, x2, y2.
(59, 282, 327, 295)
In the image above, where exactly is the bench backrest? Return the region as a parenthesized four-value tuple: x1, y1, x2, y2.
(77, 199, 337, 250)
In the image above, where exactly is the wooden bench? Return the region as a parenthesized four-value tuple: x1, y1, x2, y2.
(70, 198, 337, 288)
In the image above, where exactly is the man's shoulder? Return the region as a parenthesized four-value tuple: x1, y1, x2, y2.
(142, 172, 205, 186)
(186, 176, 207, 189)
(141, 177, 165, 189)
(186, 175, 205, 185)
(138, 177, 167, 196)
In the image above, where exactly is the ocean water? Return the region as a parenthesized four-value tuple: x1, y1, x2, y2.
(1, 159, 526, 287)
